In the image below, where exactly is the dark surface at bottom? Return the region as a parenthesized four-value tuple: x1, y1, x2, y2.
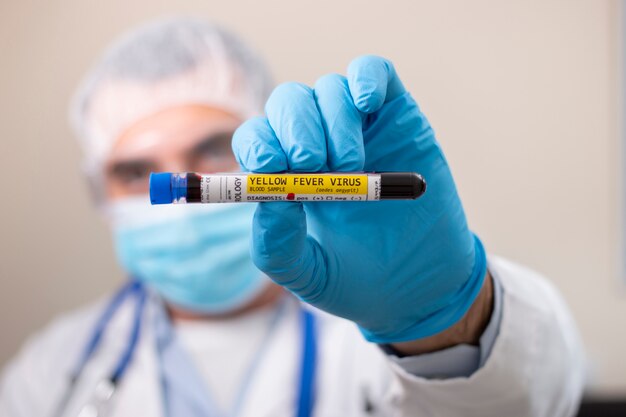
(576, 399, 626, 417)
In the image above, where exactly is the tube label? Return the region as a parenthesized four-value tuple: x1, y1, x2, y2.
(200, 173, 380, 202)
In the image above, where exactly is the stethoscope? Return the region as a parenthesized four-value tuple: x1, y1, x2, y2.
(51, 280, 318, 417)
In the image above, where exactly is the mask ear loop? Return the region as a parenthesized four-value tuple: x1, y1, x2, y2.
(79, 152, 109, 209)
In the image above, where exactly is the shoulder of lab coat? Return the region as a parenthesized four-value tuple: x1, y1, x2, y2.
(382, 255, 586, 417)
(0, 296, 106, 417)
(0, 291, 163, 417)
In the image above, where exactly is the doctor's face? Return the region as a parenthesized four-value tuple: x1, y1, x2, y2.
(103, 104, 242, 201)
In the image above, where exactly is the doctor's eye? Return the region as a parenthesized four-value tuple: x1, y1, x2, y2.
(188, 131, 239, 173)
(106, 160, 154, 189)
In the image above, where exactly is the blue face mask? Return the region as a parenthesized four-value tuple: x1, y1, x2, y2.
(108, 197, 267, 313)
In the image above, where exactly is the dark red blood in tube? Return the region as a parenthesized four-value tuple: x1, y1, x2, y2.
(186, 173, 202, 203)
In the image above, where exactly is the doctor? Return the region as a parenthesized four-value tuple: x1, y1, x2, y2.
(0, 17, 584, 417)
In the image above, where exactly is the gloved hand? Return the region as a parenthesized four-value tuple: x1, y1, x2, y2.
(232, 56, 487, 343)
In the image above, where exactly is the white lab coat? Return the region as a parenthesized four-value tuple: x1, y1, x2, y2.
(0, 256, 585, 417)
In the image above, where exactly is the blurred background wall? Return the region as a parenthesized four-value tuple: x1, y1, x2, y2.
(0, 0, 623, 396)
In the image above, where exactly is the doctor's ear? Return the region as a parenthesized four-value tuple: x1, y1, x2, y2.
(81, 165, 109, 209)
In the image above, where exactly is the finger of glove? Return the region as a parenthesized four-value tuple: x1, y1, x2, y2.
(347, 55, 407, 114)
(313, 74, 365, 172)
(265, 82, 327, 172)
(232, 117, 288, 172)
(251, 202, 325, 298)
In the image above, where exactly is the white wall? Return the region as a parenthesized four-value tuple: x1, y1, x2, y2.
(0, 0, 623, 395)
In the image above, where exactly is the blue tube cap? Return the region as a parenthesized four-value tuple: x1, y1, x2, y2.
(150, 173, 173, 204)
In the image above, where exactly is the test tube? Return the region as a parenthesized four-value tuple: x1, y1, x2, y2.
(150, 172, 426, 204)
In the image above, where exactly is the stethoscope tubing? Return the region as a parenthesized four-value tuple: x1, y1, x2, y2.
(51, 281, 146, 417)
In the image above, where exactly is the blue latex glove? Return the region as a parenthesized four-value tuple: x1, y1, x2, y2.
(232, 56, 487, 343)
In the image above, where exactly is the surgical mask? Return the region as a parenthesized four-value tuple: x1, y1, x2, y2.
(107, 196, 267, 313)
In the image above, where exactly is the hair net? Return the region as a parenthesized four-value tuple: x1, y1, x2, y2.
(69, 16, 274, 181)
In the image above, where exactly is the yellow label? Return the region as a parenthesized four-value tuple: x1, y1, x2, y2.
(247, 174, 368, 195)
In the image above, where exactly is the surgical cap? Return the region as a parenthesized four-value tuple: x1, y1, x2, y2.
(69, 17, 274, 179)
